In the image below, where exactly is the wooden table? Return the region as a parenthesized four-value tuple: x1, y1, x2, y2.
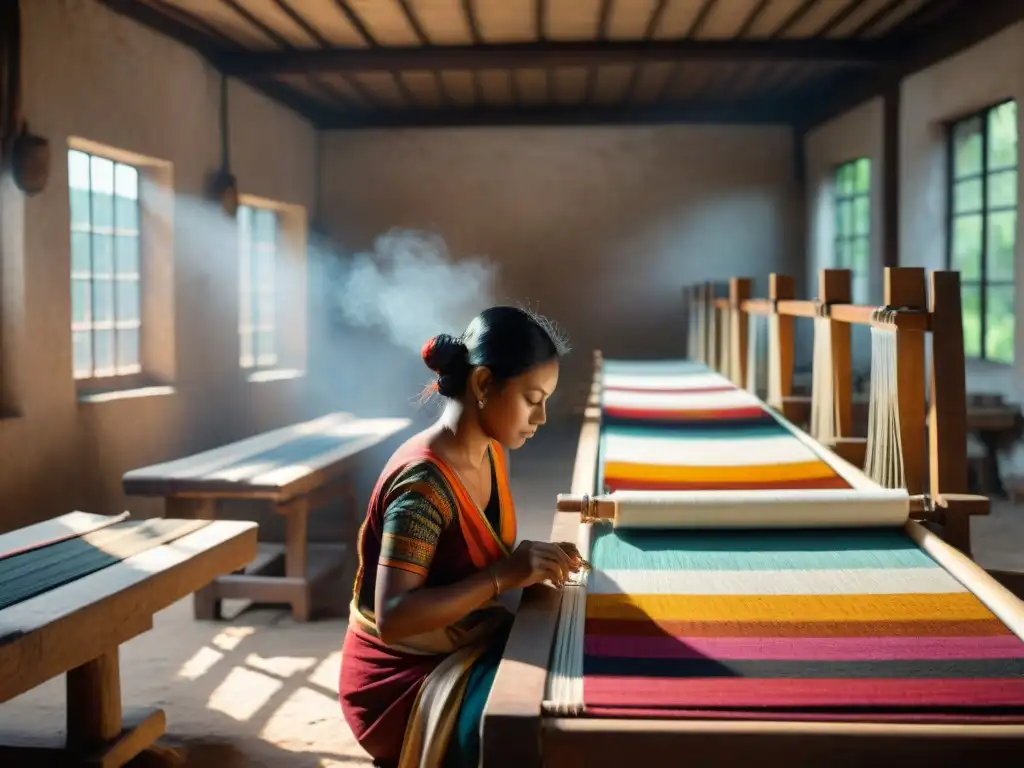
(122, 412, 411, 622)
(0, 511, 257, 767)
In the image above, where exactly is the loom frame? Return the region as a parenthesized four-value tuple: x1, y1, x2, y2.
(481, 270, 1024, 766)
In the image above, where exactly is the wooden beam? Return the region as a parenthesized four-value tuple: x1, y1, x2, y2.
(882, 80, 900, 268)
(215, 39, 893, 77)
(801, 0, 1024, 130)
(315, 101, 798, 129)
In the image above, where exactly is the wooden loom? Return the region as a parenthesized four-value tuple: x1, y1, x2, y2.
(481, 267, 1024, 767)
(689, 267, 987, 558)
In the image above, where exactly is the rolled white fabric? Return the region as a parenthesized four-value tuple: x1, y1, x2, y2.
(608, 487, 911, 529)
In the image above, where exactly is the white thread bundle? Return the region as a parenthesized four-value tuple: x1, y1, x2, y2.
(604, 488, 910, 529)
(706, 305, 718, 370)
(810, 316, 837, 443)
(865, 325, 906, 489)
(720, 308, 732, 379)
(543, 524, 593, 715)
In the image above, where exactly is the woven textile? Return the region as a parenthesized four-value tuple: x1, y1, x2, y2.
(599, 362, 849, 493)
(580, 358, 1024, 722)
(582, 526, 1024, 720)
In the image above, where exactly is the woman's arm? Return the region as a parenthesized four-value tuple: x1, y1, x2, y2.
(374, 564, 503, 645)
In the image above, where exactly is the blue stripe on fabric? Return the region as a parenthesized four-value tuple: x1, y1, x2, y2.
(589, 527, 939, 571)
(601, 423, 790, 441)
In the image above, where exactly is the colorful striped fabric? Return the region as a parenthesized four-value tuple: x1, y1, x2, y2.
(598, 360, 850, 493)
(583, 358, 1024, 722)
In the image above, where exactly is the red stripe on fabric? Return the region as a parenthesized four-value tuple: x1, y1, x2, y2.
(583, 706, 1024, 724)
(584, 635, 1024, 662)
(602, 405, 768, 421)
(584, 677, 1024, 708)
(603, 476, 852, 492)
(604, 386, 737, 395)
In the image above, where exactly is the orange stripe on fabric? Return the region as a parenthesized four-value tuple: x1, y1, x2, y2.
(602, 460, 840, 483)
(586, 592, 996, 623)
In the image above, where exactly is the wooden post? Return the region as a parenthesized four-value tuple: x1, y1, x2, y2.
(819, 269, 853, 440)
(885, 267, 928, 497)
(66, 649, 123, 750)
(705, 282, 718, 372)
(166, 497, 220, 620)
(768, 273, 795, 412)
(729, 278, 752, 387)
(928, 270, 972, 554)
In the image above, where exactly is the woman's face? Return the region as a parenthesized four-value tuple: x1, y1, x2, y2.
(478, 358, 560, 449)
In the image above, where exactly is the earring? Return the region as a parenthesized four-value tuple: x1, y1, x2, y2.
(478, 398, 485, 409)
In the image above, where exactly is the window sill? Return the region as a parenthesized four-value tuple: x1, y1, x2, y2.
(246, 367, 305, 384)
(77, 384, 177, 405)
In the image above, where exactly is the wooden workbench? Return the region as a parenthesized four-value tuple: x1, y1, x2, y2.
(122, 412, 411, 621)
(0, 511, 258, 767)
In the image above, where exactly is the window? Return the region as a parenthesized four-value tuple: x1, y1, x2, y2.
(948, 100, 1017, 365)
(834, 158, 871, 303)
(68, 149, 142, 379)
(238, 204, 278, 369)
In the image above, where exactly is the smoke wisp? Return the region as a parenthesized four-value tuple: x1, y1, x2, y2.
(324, 228, 500, 351)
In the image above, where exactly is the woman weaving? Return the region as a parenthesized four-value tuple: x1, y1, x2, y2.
(339, 306, 583, 768)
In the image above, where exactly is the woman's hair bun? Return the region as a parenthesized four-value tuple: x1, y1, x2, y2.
(421, 333, 467, 374)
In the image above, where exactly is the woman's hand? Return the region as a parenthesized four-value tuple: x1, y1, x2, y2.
(496, 540, 580, 590)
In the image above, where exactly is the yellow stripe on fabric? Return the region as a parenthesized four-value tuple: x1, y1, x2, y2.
(603, 459, 838, 483)
(587, 592, 995, 623)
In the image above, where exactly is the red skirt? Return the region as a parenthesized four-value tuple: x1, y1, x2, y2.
(339, 626, 445, 763)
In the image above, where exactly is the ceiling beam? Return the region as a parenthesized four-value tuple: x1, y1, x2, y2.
(215, 39, 892, 77)
(315, 101, 800, 130)
(799, 0, 1024, 131)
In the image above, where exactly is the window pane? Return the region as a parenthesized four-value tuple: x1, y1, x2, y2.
(853, 196, 869, 235)
(953, 177, 982, 213)
(90, 156, 114, 230)
(989, 169, 1017, 208)
(985, 285, 1015, 364)
(961, 284, 982, 358)
(840, 200, 852, 237)
(68, 150, 90, 190)
(837, 164, 852, 194)
(835, 201, 847, 237)
(852, 237, 869, 272)
(116, 279, 140, 322)
(953, 117, 983, 178)
(72, 278, 91, 323)
(117, 328, 140, 370)
(854, 159, 870, 194)
(72, 331, 92, 377)
(114, 163, 139, 200)
(988, 101, 1018, 170)
(92, 233, 113, 275)
(115, 234, 140, 276)
(951, 214, 982, 279)
(115, 195, 139, 232)
(70, 188, 91, 229)
(987, 210, 1017, 282)
(71, 231, 91, 273)
(257, 330, 276, 363)
(94, 329, 114, 373)
(93, 278, 114, 323)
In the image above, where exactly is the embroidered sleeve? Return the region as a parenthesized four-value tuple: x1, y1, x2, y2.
(379, 463, 457, 578)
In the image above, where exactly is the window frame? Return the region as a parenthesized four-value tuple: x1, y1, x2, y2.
(944, 98, 1018, 365)
(238, 201, 280, 371)
(833, 157, 871, 303)
(68, 147, 145, 386)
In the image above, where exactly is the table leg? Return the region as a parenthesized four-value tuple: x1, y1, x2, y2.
(284, 497, 311, 622)
(166, 497, 221, 620)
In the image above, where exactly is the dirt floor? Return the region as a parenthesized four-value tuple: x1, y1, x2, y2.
(2, 420, 1023, 767)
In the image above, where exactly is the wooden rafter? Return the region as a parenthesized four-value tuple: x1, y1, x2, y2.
(215, 38, 893, 77)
